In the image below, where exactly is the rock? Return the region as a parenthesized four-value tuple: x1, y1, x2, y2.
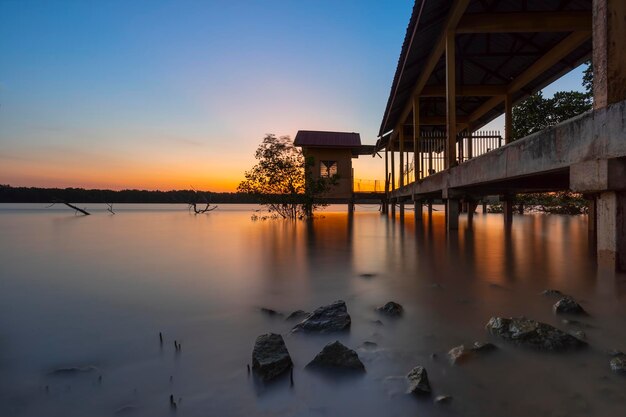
(306, 341, 365, 371)
(360, 341, 378, 349)
(259, 307, 282, 317)
(607, 349, 624, 357)
(292, 300, 351, 333)
(486, 317, 586, 351)
(285, 310, 309, 321)
(406, 366, 431, 395)
(553, 297, 587, 315)
(49, 366, 97, 376)
(435, 395, 452, 404)
(568, 330, 586, 340)
(610, 354, 626, 373)
(359, 273, 376, 278)
(376, 301, 403, 317)
(448, 342, 497, 364)
(542, 289, 566, 297)
(251, 333, 293, 381)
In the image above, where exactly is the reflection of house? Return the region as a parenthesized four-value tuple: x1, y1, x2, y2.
(294, 130, 373, 200)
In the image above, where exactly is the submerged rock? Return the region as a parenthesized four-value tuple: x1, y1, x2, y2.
(406, 366, 431, 395)
(553, 297, 587, 315)
(285, 310, 309, 321)
(610, 354, 626, 373)
(486, 317, 586, 351)
(371, 319, 384, 326)
(568, 330, 586, 340)
(306, 341, 364, 371)
(562, 318, 594, 328)
(435, 395, 453, 404)
(49, 366, 97, 376)
(377, 301, 403, 317)
(360, 341, 378, 349)
(251, 333, 293, 381)
(448, 342, 497, 364)
(259, 307, 282, 317)
(359, 273, 377, 278)
(292, 300, 351, 333)
(542, 289, 566, 297)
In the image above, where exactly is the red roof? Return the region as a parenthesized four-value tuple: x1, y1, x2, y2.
(294, 130, 361, 148)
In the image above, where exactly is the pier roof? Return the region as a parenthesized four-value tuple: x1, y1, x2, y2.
(379, 0, 592, 141)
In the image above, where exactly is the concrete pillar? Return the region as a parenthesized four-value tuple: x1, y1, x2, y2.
(587, 196, 597, 243)
(468, 200, 478, 224)
(446, 199, 459, 230)
(428, 200, 433, 217)
(596, 192, 626, 270)
(414, 199, 423, 222)
(593, 0, 626, 109)
(482, 201, 487, 214)
(399, 200, 405, 220)
(348, 201, 355, 213)
(391, 200, 396, 218)
(503, 199, 514, 227)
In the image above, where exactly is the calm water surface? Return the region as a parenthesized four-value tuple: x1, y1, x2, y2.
(1, 204, 625, 417)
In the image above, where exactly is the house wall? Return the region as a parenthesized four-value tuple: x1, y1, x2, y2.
(302, 148, 354, 199)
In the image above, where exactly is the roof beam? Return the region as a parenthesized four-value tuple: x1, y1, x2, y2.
(457, 11, 591, 33)
(421, 84, 507, 97)
(388, 0, 471, 132)
(467, 30, 591, 126)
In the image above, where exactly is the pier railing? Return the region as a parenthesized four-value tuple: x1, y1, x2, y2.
(401, 130, 503, 184)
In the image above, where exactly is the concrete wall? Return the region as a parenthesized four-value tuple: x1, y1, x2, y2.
(303, 148, 354, 199)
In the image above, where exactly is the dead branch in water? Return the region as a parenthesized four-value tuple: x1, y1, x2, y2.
(105, 203, 115, 214)
(187, 186, 217, 214)
(46, 201, 90, 215)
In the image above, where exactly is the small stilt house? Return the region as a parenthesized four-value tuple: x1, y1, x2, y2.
(294, 130, 373, 200)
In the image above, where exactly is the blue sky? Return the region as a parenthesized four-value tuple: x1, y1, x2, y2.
(0, 0, 587, 190)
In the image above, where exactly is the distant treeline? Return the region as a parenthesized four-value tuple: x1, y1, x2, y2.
(0, 185, 261, 204)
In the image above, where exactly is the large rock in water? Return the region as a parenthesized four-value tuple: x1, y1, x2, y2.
(251, 333, 293, 381)
(486, 317, 586, 351)
(376, 301, 403, 317)
(553, 297, 587, 315)
(292, 300, 351, 333)
(307, 341, 365, 370)
(406, 366, 431, 395)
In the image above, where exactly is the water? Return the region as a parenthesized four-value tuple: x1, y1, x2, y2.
(1, 204, 625, 417)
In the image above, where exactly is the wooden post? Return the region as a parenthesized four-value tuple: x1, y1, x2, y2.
(467, 130, 473, 159)
(445, 30, 457, 168)
(414, 198, 423, 222)
(413, 96, 420, 180)
(593, 0, 626, 109)
(399, 127, 405, 187)
(446, 199, 459, 230)
(390, 140, 395, 191)
(503, 196, 514, 227)
(384, 148, 389, 194)
(505, 93, 513, 144)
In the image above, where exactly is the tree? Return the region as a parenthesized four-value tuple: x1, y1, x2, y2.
(237, 134, 336, 219)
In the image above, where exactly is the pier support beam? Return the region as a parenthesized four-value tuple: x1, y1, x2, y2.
(399, 200, 405, 220)
(446, 199, 459, 230)
(502, 196, 514, 227)
(414, 199, 423, 222)
(596, 192, 626, 270)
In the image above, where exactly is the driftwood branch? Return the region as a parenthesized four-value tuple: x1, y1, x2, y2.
(105, 203, 115, 214)
(46, 201, 90, 215)
(187, 186, 218, 214)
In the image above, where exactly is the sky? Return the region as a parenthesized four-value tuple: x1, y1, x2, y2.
(0, 0, 587, 192)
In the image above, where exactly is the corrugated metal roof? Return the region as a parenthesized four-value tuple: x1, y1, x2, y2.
(294, 130, 362, 148)
(379, 0, 592, 139)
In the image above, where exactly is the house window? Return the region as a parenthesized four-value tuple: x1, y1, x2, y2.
(320, 160, 338, 178)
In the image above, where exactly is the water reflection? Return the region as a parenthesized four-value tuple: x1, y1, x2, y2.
(0, 204, 625, 417)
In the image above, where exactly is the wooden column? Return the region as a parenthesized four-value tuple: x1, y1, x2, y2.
(445, 30, 457, 168)
(390, 140, 395, 191)
(467, 130, 473, 159)
(505, 93, 513, 144)
(399, 127, 405, 187)
(593, 0, 626, 109)
(384, 148, 389, 193)
(413, 96, 420, 180)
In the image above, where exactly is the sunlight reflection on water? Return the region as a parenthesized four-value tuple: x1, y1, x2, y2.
(0, 204, 625, 417)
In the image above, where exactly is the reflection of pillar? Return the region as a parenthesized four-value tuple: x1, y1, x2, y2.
(446, 199, 459, 230)
(596, 192, 626, 270)
(399, 200, 405, 221)
(467, 200, 478, 224)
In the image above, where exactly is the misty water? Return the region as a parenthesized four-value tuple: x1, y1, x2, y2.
(1, 204, 625, 417)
